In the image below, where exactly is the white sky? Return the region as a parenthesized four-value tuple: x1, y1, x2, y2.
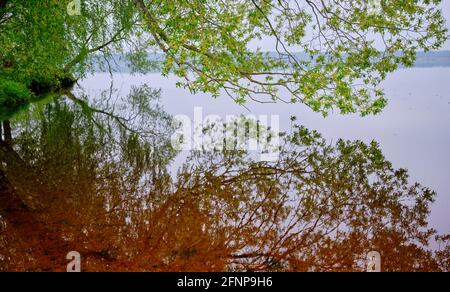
(250, 1, 450, 51)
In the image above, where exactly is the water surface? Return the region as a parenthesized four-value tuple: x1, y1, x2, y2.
(81, 68, 450, 233)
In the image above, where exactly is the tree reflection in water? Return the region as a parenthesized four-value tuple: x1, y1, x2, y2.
(0, 86, 448, 272)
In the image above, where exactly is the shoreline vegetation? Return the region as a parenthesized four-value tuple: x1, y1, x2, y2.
(3, 51, 449, 125)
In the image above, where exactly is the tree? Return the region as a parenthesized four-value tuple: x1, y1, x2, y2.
(0, 0, 145, 118)
(1, 0, 448, 118)
(1, 0, 449, 272)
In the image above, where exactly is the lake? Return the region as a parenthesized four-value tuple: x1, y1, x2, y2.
(80, 68, 450, 234)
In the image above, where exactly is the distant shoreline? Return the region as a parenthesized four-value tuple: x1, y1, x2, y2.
(92, 51, 450, 73)
(408, 51, 450, 67)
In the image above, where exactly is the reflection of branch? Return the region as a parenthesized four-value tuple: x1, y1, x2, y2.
(64, 90, 153, 135)
(0, 139, 26, 169)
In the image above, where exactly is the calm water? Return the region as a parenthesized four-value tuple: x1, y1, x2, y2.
(81, 68, 450, 234)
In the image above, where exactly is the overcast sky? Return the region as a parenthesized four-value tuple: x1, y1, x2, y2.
(250, 1, 450, 51)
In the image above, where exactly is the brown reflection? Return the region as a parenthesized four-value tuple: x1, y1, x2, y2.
(0, 87, 449, 272)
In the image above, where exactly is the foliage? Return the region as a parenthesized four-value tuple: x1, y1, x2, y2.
(0, 0, 448, 117)
(0, 78, 31, 120)
(0, 0, 449, 272)
(131, 0, 448, 115)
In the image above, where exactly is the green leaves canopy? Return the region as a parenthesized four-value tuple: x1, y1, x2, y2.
(0, 0, 448, 117)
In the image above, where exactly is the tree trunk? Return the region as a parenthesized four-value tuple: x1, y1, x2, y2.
(2, 120, 12, 146)
(0, 0, 8, 9)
